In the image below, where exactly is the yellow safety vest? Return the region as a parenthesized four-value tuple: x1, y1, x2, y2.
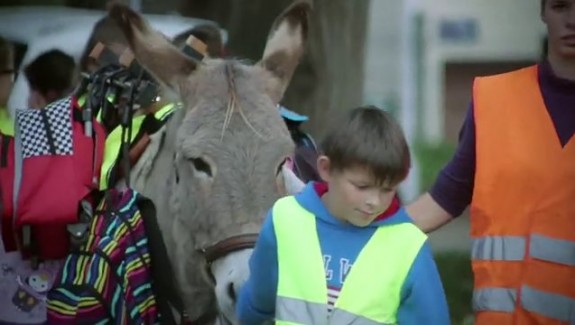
(99, 103, 177, 189)
(0, 108, 14, 136)
(272, 196, 426, 325)
(77, 93, 115, 123)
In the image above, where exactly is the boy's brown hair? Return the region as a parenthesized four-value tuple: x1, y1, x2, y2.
(0, 36, 14, 72)
(320, 105, 411, 186)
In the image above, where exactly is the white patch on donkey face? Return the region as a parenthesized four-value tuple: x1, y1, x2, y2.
(210, 249, 253, 325)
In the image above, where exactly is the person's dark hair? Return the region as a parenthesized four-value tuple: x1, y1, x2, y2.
(320, 105, 411, 186)
(0, 36, 14, 72)
(24, 49, 76, 98)
(293, 146, 321, 183)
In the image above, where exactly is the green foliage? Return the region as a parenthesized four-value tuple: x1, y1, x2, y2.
(414, 141, 472, 322)
(434, 251, 474, 324)
(413, 141, 456, 191)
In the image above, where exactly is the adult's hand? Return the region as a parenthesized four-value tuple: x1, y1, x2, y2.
(406, 193, 454, 233)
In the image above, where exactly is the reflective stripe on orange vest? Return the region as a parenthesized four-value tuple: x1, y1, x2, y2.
(471, 65, 575, 325)
(473, 286, 575, 323)
(472, 235, 575, 266)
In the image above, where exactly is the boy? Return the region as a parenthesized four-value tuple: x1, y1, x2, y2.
(236, 106, 450, 324)
(24, 49, 77, 109)
(0, 36, 14, 135)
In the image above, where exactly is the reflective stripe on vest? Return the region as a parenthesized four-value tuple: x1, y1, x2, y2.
(474, 286, 575, 323)
(471, 235, 575, 322)
(272, 196, 426, 325)
(472, 235, 575, 266)
(77, 93, 115, 123)
(472, 65, 575, 324)
(99, 103, 176, 189)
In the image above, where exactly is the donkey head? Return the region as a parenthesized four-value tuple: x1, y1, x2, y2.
(108, 1, 311, 322)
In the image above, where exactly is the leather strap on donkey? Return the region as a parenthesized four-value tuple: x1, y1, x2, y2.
(201, 234, 260, 265)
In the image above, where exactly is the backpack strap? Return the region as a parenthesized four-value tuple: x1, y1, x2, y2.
(1, 135, 9, 167)
(135, 194, 185, 325)
(136, 194, 220, 324)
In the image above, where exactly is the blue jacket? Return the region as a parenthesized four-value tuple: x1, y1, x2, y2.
(237, 182, 450, 325)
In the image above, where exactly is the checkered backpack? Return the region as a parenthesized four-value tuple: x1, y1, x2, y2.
(0, 96, 105, 262)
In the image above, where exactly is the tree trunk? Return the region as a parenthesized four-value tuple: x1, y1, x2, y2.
(287, 0, 369, 138)
(154, 0, 370, 138)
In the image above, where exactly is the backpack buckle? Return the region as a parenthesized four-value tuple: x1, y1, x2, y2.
(68, 199, 94, 249)
(20, 225, 40, 270)
(67, 223, 90, 248)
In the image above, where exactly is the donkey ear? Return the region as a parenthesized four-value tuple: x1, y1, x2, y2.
(258, 0, 312, 103)
(108, 4, 197, 92)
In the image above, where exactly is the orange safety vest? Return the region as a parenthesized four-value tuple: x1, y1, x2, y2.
(471, 65, 575, 324)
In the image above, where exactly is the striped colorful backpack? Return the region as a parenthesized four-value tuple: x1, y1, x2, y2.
(46, 188, 185, 324)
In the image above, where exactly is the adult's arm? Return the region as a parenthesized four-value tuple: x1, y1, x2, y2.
(407, 102, 476, 233)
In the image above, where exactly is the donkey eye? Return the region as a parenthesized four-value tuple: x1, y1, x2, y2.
(190, 157, 212, 177)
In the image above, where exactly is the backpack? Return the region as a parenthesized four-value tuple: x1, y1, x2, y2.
(0, 96, 105, 263)
(0, 132, 15, 251)
(46, 188, 186, 325)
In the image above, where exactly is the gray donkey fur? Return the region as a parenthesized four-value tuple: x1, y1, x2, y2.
(107, 0, 312, 322)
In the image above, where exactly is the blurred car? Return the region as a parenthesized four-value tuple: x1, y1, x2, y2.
(0, 6, 227, 113)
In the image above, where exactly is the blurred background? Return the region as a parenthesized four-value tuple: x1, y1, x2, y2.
(0, 1, 546, 323)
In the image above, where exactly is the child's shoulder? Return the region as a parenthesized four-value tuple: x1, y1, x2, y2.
(376, 216, 428, 243)
(272, 194, 300, 209)
(270, 194, 314, 219)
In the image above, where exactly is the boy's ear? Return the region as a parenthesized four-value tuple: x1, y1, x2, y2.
(317, 155, 331, 182)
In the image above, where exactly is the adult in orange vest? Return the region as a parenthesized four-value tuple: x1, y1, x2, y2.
(407, 0, 575, 324)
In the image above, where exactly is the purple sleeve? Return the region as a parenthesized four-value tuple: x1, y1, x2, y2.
(428, 102, 476, 217)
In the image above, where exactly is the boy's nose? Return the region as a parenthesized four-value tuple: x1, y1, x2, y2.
(365, 192, 381, 208)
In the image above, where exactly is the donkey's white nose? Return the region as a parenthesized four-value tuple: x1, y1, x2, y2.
(211, 249, 253, 324)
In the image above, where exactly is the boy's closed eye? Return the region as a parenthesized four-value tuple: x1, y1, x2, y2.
(380, 186, 395, 193)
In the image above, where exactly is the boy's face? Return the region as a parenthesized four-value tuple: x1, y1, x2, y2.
(318, 156, 398, 227)
(542, 0, 575, 58)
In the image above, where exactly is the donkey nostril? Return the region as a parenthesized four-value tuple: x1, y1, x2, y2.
(227, 282, 237, 303)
